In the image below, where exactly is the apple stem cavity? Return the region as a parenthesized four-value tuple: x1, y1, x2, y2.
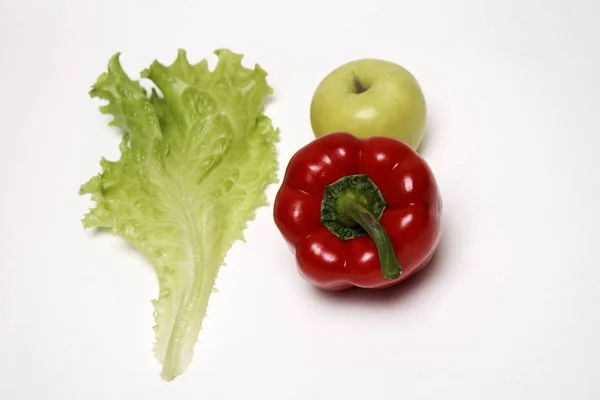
(352, 72, 369, 94)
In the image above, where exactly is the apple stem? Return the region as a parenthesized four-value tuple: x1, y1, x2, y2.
(352, 72, 368, 94)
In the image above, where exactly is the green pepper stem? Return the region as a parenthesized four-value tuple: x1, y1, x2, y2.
(347, 203, 402, 280)
(320, 174, 402, 280)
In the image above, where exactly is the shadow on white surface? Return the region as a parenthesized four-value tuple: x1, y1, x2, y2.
(416, 121, 434, 158)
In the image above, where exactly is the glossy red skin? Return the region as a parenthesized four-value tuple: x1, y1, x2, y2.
(273, 132, 442, 291)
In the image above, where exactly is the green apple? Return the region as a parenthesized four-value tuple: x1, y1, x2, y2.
(310, 58, 427, 150)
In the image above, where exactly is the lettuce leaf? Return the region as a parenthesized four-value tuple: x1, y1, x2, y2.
(80, 49, 279, 381)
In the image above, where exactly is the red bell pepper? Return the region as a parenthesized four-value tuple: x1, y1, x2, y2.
(273, 132, 442, 291)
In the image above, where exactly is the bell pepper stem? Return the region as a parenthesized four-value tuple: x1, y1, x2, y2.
(320, 174, 403, 280)
(347, 204, 402, 280)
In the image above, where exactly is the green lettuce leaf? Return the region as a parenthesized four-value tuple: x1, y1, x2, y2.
(80, 49, 279, 381)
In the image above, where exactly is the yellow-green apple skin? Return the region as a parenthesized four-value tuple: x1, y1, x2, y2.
(310, 59, 427, 150)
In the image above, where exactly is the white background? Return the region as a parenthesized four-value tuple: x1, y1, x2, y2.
(1, 0, 599, 398)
